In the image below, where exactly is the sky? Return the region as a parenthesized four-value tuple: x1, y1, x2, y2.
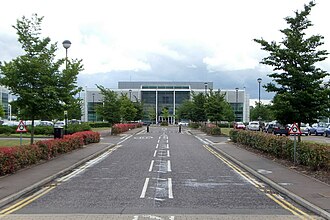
(1, 0, 330, 100)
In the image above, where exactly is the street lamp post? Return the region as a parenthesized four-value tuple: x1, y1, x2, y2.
(204, 82, 208, 95)
(257, 78, 262, 121)
(92, 93, 95, 123)
(235, 88, 239, 122)
(62, 40, 71, 133)
(129, 89, 132, 101)
(62, 40, 71, 69)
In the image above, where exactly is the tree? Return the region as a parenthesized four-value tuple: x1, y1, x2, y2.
(222, 101, 235, 122)
(0, 14, 83, 144)
(95, 85, 121, 126)
(254, 1, 330, 128)
(204, 90, 227, 125)
(250, 102, 275, 121)
(119, 94, 137, 122)
(132, 97, 144, 121)
(0, 104, 5, 119)
(191, 93, 207, 122)
(176, 100, 194, 121)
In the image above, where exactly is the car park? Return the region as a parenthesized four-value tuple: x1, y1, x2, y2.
(234, 122, 246, 130)
(247, 121, 260, 131)
(299, 123, 309, 136)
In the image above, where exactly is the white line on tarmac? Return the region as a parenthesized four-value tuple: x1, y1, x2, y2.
(168, 178, 173, 198)
(168, 160, 171, 172)
(149, 160, 154, 172)
(166, 144, 169, 149)
(156, 143, 159, 149)
(140, 178, 150, 198)
(153, 150, 157, 157)
(167, 150, 170, 157)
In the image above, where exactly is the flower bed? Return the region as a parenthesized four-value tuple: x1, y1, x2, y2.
(111, 123, 143, 135)
(0, 131, 100, 176)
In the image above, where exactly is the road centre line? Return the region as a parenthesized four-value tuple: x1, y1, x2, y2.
(166, 144, 169, 149)
(168, 178, 173, 199)
(140, 178, 150, 198)
(149, 160, 154, 172)
(153, 150, 157, 157)
(168, 160, 171, 172)
(156, 144, 159, 149)
(167, 150, 170, 157)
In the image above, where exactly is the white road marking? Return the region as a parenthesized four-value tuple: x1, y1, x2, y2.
(157, 139, 160, 143)
(156, 143, 159, 149)
(168, 178, 173, 198)
(167, 150, 170, 157)
(132, 216, 139, 220)
(166, 144, 169, 149)
(168, 160, 171, 172)
(140, 178, 150, 198)
(153, 150, 157, 157)
(149, 160, 155, 172)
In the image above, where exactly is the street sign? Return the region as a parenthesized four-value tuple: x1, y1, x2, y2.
(16, 120, 28, 132)
(289, 122, 301, 135)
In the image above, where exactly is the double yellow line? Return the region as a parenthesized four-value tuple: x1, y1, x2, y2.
(0, 185, 56, 218)
(203, 144, 314, 220)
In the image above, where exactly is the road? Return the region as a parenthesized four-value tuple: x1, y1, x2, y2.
(0, 126, 322, 219)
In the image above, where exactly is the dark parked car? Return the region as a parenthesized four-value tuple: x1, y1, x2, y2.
(264, 123, 275, 133)
(273, 124, 289, 136)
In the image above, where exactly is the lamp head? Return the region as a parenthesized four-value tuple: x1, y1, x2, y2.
(62, 40, 71, 49)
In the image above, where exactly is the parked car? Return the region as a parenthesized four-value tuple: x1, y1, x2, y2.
(273, 123, 289, 136)
(309, 123, 326, 136)
(324, 124, 330, 137)
(234, 122, 246, 130)
(299, 123, 309, 136)
(247, 121, 260, 131)
(178, 121, 189, 126)
(264, 123, 275, 133)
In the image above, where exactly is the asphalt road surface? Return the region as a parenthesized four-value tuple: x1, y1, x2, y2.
(0, 126, 321, 220)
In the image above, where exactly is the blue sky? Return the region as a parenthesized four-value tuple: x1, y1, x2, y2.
(1, 0, 330, 100)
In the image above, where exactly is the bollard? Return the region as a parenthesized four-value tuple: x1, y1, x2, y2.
(147, 125, 150, 133)
(179, 124, 182, 133)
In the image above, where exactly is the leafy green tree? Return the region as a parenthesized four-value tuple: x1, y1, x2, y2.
(132, 97, 144, 121)
(161, 107, 170, 122)
(146, 107, 156, 123)
(250, 102, 275, 121)
(254, 1, 330, 127)
(176, 100, 194, 121)
(222, 101, 235, 122)
(0, 104, 5, 119)
(191, 93, 207, 122)
(0, 14, 83, 144)
(95, 85, 121, 126)
(119, 94, 137, 122)
(67, 99, 82, 120)
(204, 90, 227, 125)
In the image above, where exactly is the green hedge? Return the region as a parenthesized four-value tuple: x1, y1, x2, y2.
(88, 122, 111, 128)
(201, 124, 222, 135)
(229, 130, 330, 170)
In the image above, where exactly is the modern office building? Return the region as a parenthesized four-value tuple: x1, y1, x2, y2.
(0, 86, 10, 120)
(81, 81, 250, 123)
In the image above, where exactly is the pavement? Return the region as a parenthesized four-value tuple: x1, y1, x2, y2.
(0, 127, 329, 220)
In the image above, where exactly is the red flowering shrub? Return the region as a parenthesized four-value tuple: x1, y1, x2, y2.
(111, 123, 142, 135)
(0, 131, 100, 176)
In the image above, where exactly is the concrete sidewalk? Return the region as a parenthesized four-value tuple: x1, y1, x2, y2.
(188, 128, 330, 220)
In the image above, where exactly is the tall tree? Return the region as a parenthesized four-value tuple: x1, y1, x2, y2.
(132, 97, 144, 121)
(119, 94, 137, 122)
(0, 14, 83, 144)
(0, 104, 5, 119)
(250, 102, 275, 121)
(95, 85, 121, 126)
(254, 1, 330, 127)
(204, 90, 227, 125)
(191, 93, 207, 122)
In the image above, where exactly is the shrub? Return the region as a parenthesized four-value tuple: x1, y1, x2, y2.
(89, 122, 111, 128)
(229, 130, 330, 171)
(67, 123, 92, 134)
(0, 131, 100, 176)
(0, 126, 15, 135)
(111, 123, 142, 135)
(160, 121, 168, 126)
(189, 122, 200, 129)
